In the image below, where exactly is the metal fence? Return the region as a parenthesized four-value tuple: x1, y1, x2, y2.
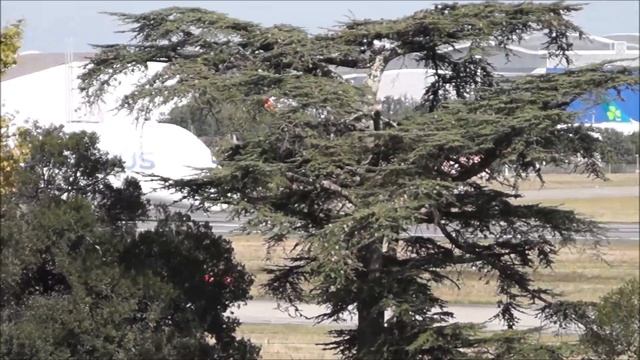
(539, 162, 639, 174)
(602, 162, 640, 174)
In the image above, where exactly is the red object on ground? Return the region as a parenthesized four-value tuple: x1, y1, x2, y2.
(223, 276, 233, 285)
(203, 274, 215, 284)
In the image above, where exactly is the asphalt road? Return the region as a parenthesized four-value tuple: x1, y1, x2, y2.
(137, 185, 639, 239)
(142, 211, 638, 240)
(520, 186, 638, 200)
(144, 208, 638, 240)
(229, 300, 577, 333)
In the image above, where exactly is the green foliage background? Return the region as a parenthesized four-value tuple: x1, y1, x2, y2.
(0, 125, 259, 359)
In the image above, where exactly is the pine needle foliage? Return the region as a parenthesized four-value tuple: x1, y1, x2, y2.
(0, 125, 259, 359)
(79, 3, 639, 359)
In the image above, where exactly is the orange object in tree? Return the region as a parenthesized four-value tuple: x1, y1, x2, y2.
(263, 97, 276, 112)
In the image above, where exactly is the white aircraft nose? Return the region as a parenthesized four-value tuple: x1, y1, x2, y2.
(2, 58, 224, 212)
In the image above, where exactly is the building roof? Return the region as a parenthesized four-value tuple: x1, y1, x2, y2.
(1, 52, 94, 81)
(518, 33, 623, 51)
(603, 33, 639, 48)
(3, 32, 638, 83)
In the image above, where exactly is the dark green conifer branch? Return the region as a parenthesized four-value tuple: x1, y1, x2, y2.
(79, 3, 638, 358)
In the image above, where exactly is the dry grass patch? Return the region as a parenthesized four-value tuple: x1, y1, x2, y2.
(232, 234, 639, 304)
(433, 241, 639, 304)
(492, 173, 638, 191)
(232, 234, 296, 299)
(237, 323, 343, 360)
(515, 196, 639, 223)
(231, 176, 638, 300)
(479, 331, 579, 344)
(237, 324, 581, 359)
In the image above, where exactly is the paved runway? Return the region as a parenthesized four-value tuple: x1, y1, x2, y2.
(144, 185, 638, 239)
(229, 300, 578, 333)
(145, 210, 638, 240)
(520, 186, 638, 200)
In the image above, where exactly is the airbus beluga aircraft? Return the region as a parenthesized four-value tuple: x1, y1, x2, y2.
(1, 52, 218, 210)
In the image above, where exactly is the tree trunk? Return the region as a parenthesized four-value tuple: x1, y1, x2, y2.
(357, 239, 385, 358)
(356, 96, 386, 359)
(356, 50, 396, 359)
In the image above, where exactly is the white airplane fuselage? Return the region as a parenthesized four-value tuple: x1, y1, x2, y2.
(1, 59, 218, 209)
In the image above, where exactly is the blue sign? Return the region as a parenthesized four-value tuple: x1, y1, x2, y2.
(568, 86, 639, 124)
(544, 67, 639, 124)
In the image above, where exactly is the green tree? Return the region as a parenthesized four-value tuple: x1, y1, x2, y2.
(79, 4, 638, 359)
(0, 20, 23, 75)
(542, 278, 639, 360)
(1, 20, 25, 194)
(630, 132, 639, 151)
(380, 95, 420, 123)
(162, 101, 270, 153)
(163, 103, 218, 139)
(598, 128, 638, 164)
(0, 124, 259, 359)
(580, 277, 640, 360)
